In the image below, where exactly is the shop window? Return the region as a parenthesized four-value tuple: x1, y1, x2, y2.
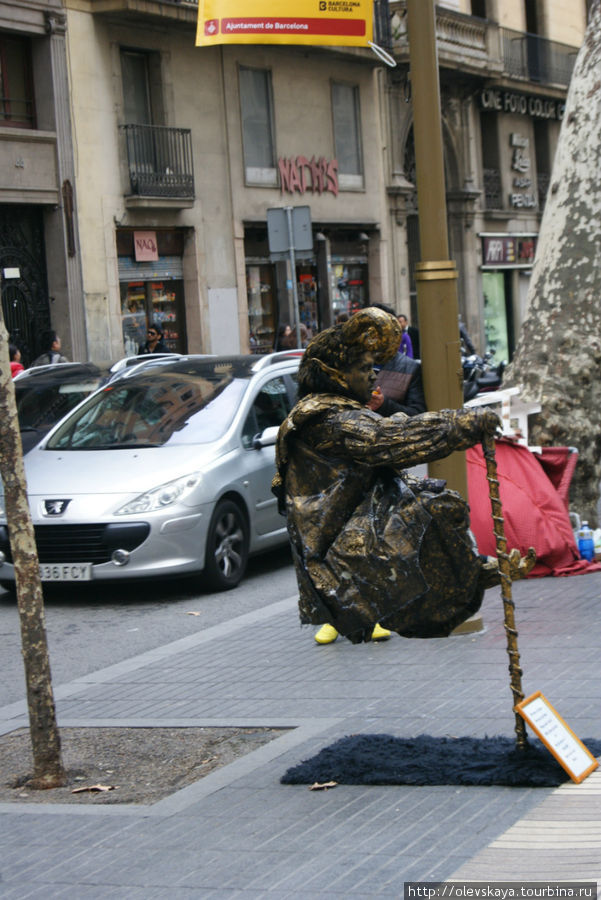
(120, 280, 186, 355)
(239, 66, 277, 186)
(247, 264, 276, 353)
(0, 34, 35, 128)
(331, 82, 363, 190)
(482, 271, 514, 362)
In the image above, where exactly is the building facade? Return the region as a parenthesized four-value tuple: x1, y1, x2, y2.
(385, 0, 588, 359)
(0, 0, 85, 364)
(60, 0, 395, 361)
(0, 0, 588, 364)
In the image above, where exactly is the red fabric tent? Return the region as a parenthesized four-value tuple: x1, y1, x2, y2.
(466, 440, 601, 577)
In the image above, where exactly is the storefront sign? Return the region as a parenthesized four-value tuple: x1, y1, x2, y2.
(479, 88, 565, 121)
(508, 134, 537, 209)
(278, 156, 339, 197)
(196, 0, 372, 47)
(481, 235, 537, 268)
(133, 231, 159, 262)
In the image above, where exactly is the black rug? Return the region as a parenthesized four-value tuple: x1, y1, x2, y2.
(281, 733, 601, 787)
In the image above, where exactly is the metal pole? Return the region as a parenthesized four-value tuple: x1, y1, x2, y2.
(285, 206, 302, 349)
(482, 433, 528, 751)
(406, 0, 467, 498)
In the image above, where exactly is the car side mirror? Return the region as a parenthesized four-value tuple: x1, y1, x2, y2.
(253, 425, 279, 450)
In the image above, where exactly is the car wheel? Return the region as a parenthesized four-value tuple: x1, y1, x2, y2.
(204, 499, 249, 591)
(0, 581, 16, 596)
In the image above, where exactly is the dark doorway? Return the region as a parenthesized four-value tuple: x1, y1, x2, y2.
(0, 206, 50, 366)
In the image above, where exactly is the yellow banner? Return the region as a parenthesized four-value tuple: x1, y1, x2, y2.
(196, 0, 373, 47)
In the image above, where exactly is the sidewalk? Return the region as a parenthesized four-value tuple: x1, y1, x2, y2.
(1, 572, 600, 897)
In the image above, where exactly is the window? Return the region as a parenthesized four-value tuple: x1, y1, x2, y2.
(0, 34, 34, 128)
(120, 49, 164, 126)
(480, 113, 502, 209)
(121, 50, 152, 125)
(239, 66, 276, 186)
(332, 82, 363, 189)
(241, 377, 292, 448)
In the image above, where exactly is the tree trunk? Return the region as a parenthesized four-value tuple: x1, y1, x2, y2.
(504, 0, 601, 526)
(0, 320, 66, 788)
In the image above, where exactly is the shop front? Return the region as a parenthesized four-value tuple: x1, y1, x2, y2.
(479, 232, 537, 362)
(244, 223, 372, 351)
(117, 229, 188, 355)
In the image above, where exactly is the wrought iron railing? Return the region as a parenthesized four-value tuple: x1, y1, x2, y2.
(483, 168, 503, 210)
(373, 0, 393, 52)
(537, 171, 551, 207)
(120, 124, 195, 198)
(500, 28, 577, 87)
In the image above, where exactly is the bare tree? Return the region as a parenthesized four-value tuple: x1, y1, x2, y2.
(504, 0, 601, 526)
(0, 318, 65, 788)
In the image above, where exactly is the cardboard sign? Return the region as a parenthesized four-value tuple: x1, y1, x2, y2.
(516, 691, 599, 783)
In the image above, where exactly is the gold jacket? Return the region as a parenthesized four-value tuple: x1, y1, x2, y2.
(273, 395, 494, 643)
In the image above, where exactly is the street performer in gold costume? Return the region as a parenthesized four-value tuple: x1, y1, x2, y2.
(272, 307, 535, 644)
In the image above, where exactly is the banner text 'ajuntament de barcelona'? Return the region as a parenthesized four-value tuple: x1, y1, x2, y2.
(196, 0, 373, 47)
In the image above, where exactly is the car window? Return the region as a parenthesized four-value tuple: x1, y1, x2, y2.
(47, 371, 249, 450)
(241, 376, 292, 449)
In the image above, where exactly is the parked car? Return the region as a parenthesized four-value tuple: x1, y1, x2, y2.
(0, 352, 301, 592)
(13, 356, 179, 454)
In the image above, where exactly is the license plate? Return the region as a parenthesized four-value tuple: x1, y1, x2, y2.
(39, 563, 93, 582)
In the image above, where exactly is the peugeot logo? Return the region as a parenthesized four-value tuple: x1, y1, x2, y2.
(44, 499, 71, 516)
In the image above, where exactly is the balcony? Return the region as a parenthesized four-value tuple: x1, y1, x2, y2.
(389, 2, 578, 88)
(120, 124, 194, 206)
(500, 28, 577, 88)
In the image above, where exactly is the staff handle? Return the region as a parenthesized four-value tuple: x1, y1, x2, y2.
(482, 433, 528, 751)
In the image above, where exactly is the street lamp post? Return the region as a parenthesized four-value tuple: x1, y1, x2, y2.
(406, 0, 467, 498)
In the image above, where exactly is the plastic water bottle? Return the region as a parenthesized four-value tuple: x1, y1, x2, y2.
(577, 521, 595, 562)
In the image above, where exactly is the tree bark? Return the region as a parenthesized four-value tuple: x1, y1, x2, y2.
(504, 0, 601, 526)
(0, 320, 66, 788)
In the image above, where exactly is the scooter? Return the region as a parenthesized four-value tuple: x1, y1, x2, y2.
(463, 350, 505, 401)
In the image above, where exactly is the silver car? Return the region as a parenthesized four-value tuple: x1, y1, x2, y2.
(0, 353, 300, 591)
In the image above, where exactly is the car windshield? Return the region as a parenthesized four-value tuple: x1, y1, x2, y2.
(46, 359, 251, 450)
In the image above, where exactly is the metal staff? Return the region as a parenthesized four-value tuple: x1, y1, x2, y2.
(482, 433, 528, 751)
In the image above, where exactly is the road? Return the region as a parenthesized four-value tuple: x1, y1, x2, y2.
(0, 545, 297, 708)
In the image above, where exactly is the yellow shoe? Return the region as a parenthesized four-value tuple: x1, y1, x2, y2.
(371, 623, 391, 641)
(314, 624, 339, 644)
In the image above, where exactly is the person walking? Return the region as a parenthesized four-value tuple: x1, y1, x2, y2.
(9, 344, 24, 377)
(31, 330, 69, 366)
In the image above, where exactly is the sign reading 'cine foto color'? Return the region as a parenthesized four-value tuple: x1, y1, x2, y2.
(196, 0, 373, 46)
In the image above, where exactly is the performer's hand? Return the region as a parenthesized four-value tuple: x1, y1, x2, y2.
(367, 387, 384, 411)
(477, 408, 502, 436)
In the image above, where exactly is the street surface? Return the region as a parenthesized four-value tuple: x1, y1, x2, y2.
(0, 545, 295, 708)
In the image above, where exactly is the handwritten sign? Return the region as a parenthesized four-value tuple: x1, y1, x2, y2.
(134, 231, 158, 262)
(516, 692, 599, 783)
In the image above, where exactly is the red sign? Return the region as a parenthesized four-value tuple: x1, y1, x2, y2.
(278, 156, 338, 197)
(482, 235, 537, 267)
(134, 231, 159, 262)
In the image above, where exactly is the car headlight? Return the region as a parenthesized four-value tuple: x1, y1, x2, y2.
(115, 473, 202, 515)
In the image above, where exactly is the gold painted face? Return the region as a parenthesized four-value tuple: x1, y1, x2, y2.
(343, 351, 376, 404)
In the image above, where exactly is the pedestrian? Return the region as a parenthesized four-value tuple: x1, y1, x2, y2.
(31, 330, 69, 366)
(272, 306, 535, 645)
(274, 324, 294, 351)
(138, 322, 170, 355)
(9, 344, 24, 377)
(398, 313, 420, 359)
